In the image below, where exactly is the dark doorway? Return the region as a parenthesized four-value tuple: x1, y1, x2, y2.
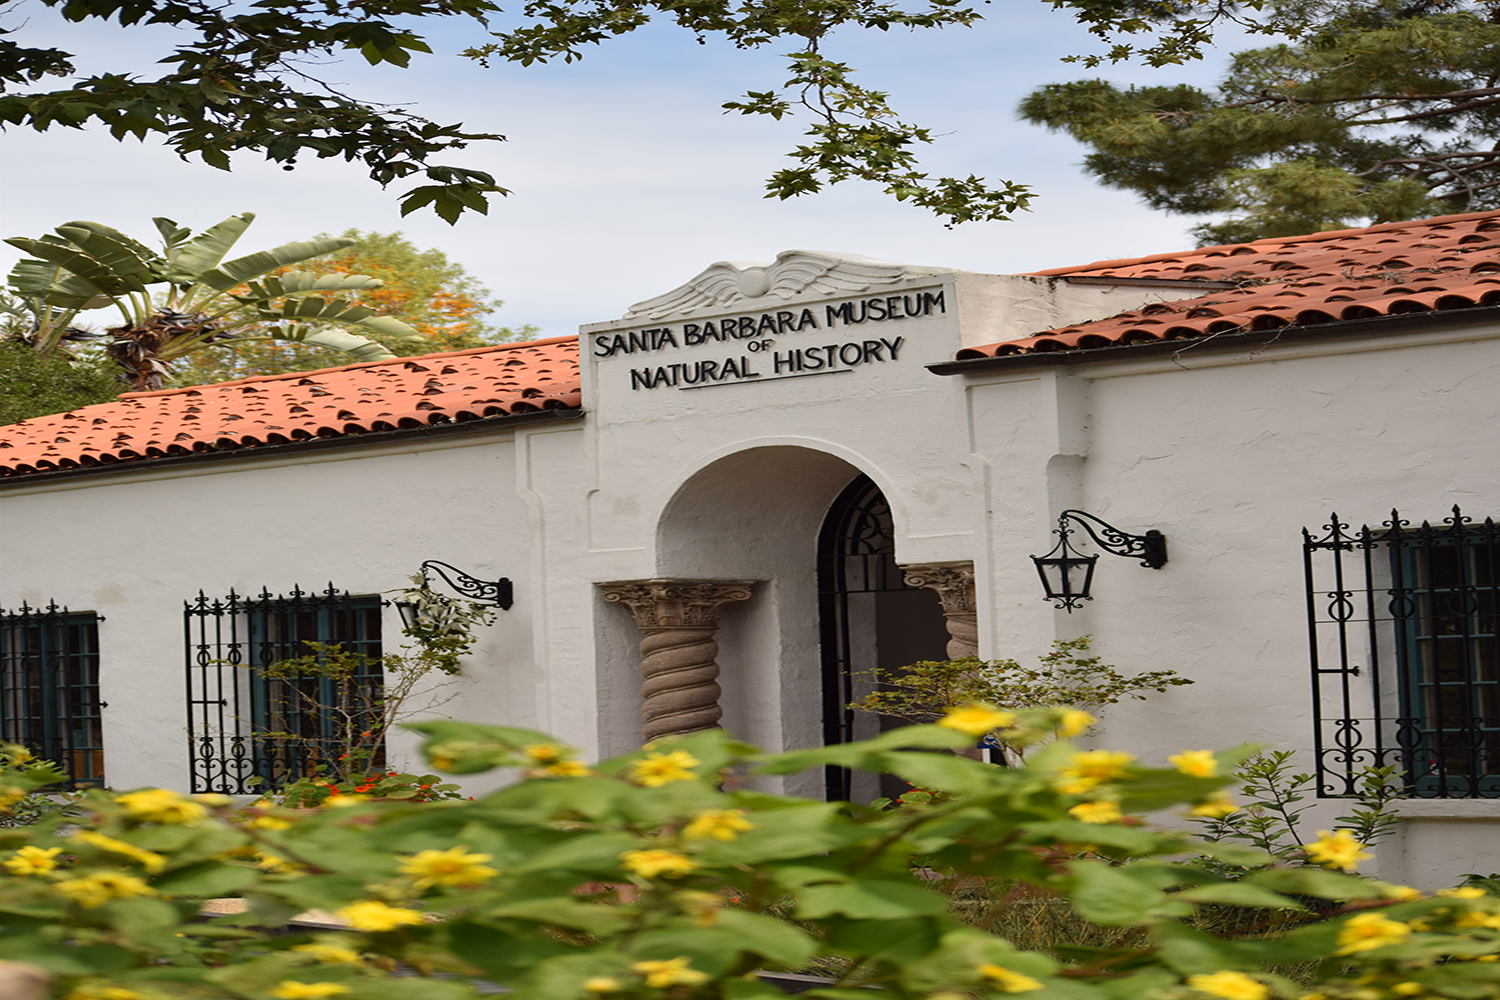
(818, 474, 950, 801)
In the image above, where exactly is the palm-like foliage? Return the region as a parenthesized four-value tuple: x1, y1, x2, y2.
(4, 213, 424, 390)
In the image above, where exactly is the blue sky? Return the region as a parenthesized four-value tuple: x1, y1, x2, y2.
(0, 2, 1249, 337)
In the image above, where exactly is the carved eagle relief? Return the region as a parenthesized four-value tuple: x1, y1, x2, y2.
(622, 250, 946, 322)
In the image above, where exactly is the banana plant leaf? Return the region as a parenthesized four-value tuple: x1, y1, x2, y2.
(55, 222, 165, 283)
(193, 238, 360, 294)
(6, 258, 113, 311)
(245, 297, 423, 342)
(168, 324, 399, 364)
(160, 213, 254, 282)
(3, 236, 145, 298)
(54, 227, 163, 292)
(237, 273, 387, 301)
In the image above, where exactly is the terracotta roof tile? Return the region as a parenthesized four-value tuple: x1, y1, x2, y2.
(0, 337, 581, 479)
(957, 210, 1500, 361)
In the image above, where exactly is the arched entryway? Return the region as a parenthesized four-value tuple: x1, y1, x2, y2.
(818, 474, 949, 800)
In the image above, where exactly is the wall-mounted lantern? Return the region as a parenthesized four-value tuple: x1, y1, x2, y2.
(396, 559, 513, 629)
(1031, 509, 1167, 612)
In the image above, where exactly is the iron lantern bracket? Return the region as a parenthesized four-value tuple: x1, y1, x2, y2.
(420, 559, 513, 610)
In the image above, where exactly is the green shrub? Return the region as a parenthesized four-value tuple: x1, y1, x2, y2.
(0, 709, 1496, 1000)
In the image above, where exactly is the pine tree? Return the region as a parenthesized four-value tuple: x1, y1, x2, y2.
(1021, 1, 1500, 244)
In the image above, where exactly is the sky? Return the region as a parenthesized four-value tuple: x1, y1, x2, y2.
(0, 1, 1249, 339)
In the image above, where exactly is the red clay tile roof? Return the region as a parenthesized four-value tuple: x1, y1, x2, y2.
(0, 337, 581, 479)
(955, 210, 1500, 361)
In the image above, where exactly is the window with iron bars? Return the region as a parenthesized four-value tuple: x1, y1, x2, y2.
(185, 585, 383, 795)
(1304, 506, 1500, 799)
(0, 603, 104, 786)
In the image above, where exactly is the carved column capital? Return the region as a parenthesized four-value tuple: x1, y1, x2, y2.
(598, 579, 756, 742)
(598, 579, 756, 631)
(901, 561, 978, 659)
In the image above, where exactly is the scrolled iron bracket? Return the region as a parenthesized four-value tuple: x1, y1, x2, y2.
(421, 560, 513, 610)
(1058, 509, 1168, 569)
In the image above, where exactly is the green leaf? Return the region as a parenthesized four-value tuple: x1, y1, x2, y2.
(151, 861, 262, 897)
(1242, 867, 1387, 900)
(1174, 882, 1306, 910)
(1066, 859, 1182, 926)
(511, 832, 642, 875)
(1153, 923, 1261, 976)
(713, 908, 820, 968)
(795, 879, 951, 919)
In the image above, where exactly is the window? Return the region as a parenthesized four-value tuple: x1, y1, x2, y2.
(185, 585, 382, 794)
(1304, 506, 1500, 798)
(0, 603, 104, 786)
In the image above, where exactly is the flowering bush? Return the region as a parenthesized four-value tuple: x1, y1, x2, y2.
(269, 768, 465, 808)
(0, 710, 1498, 1000)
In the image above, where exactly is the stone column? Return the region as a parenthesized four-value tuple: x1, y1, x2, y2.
(901, 562, 978, 659)
(597, 579, 756, 742)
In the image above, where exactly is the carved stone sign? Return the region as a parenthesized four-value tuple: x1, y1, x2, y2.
(584, 250, 955, 393)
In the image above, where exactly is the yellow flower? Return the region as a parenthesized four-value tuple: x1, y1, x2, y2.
(1054, 750, 1135, 794)
(1306, 829, 1371, 871)
(114, 788, 207, 824)
(2, 845, 63, 876)
(1438, 886, 1488, 899)
(1335, 912, 1412, 954)
(71, 831, 167, 873)
(543, 760, 592, 778)
(523, 743, 564, 763)
(1380, 884, 1424, 902)
(397, 846, 498, 888)
(1068, 801, 1124, 825)
(255, 852, 302, 874)
(55, 872, 156, 908)
(584, 978, 622, 992)
(1169, 750, 1218, 778)
(1454, 911, 1500, 930)
(1189, 795, 1238, 819)
(2, 746, 35, 765)
(291, 943, 364, 965)
(1186, 971, 1268, 1000)
(63, 987, 145, 1000)
(977, 963, 1043, 993)
(683, 809, 754, 842)
(323, 795, 367, 808)
(246, 814, 294, 831)
(631, 957, 710, 988)
(0, 786, 25, 811)
(335, 900, 425, 932)
(1057, 709, 1095, 738)
(270, 982, 352, 999)
(630, 751, 701, 787)
(939, 705, 1015, 737)
(1390, 984, 1425, 997)
(194, 793, 235, 807)
(620, 849, 699, 879)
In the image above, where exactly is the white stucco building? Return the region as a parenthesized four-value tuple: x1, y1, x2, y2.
(4, 211, 1500, 887)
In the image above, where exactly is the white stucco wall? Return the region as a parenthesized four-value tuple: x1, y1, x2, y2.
(0, 427, 572, 793)
(4, 250, 1498, 888)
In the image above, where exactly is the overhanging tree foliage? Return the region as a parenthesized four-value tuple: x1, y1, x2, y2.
(1022, 1, 1500, 244)
(0, 0, 1258, 227)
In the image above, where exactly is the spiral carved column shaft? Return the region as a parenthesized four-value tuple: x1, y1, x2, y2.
(597, 579, 756, 742)
(900, 562, 978, 659)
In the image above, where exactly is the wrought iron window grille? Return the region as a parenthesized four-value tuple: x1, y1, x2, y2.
(185, 584, 383, 795)
(0, 602, 105, 786)
(1305, 506, 1500, 798)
